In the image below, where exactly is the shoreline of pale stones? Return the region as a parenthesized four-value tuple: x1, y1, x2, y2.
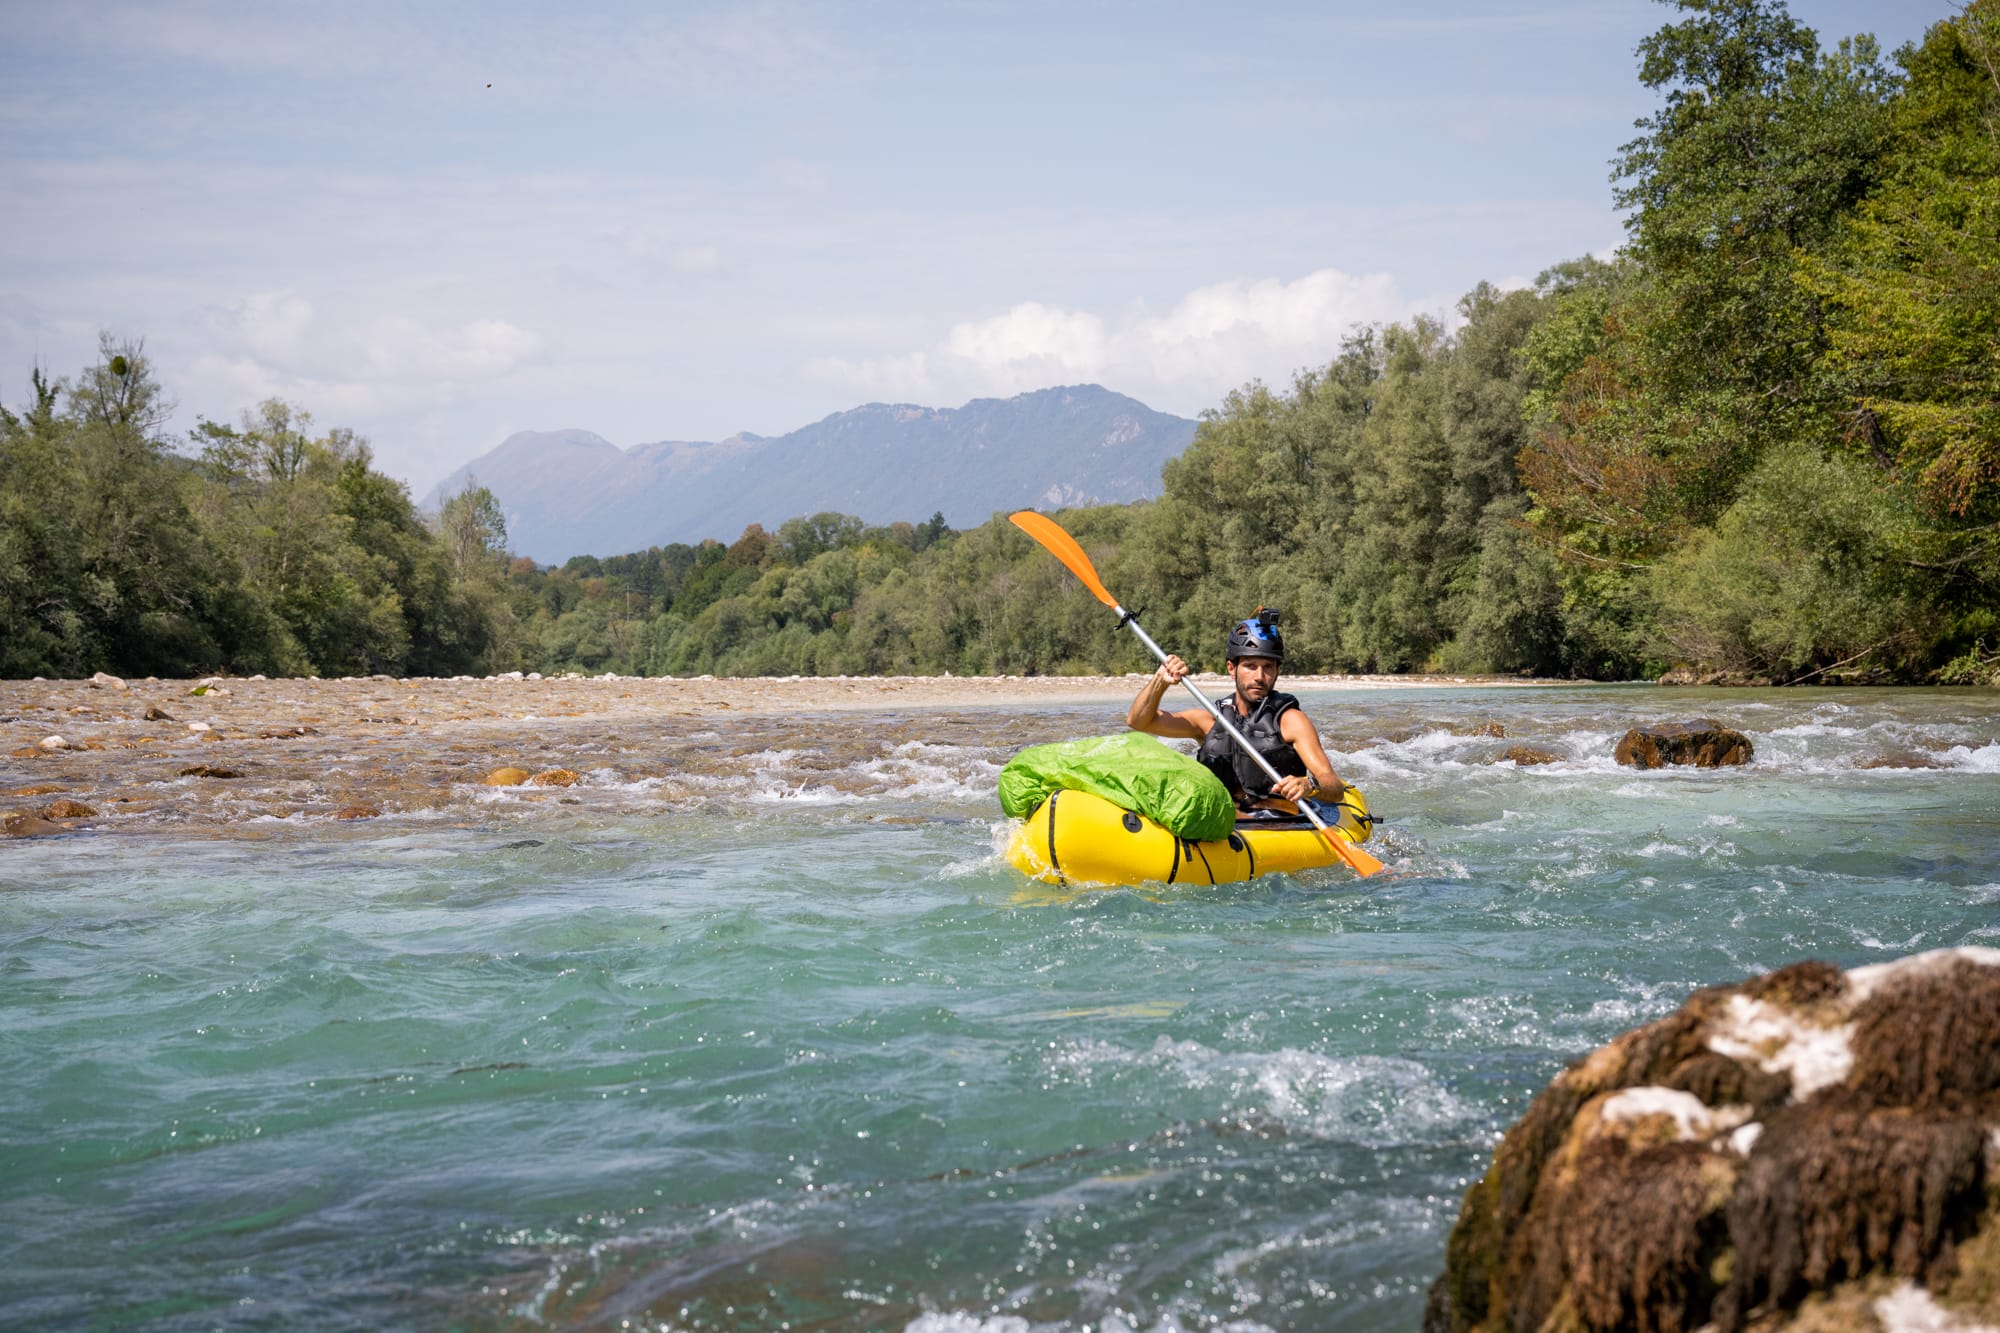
(2, 670, 1547, 839)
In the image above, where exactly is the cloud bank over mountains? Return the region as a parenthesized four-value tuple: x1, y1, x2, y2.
(808, 267, 1415, 409)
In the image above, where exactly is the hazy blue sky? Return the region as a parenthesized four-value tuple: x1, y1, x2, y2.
(3, 1, 1944, 494)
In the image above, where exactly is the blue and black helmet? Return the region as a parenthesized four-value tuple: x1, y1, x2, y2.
(1226, 608, 1283, 663)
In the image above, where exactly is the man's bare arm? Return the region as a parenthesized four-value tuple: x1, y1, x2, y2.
(1127, 654, 1208, 741)
(1275, 709, 1344, 802)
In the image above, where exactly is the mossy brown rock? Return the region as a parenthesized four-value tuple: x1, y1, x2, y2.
(1615, 719, 1755, 769)
(41, 799, 96, 819)
(483, 767, 531, 786)
(331, 804, 380, 820)
(1501, 745, 1562, 766)
(143, 705, 175, 722)
(3, 811, 65, 837)
(177, 764, 242, 779)
(527, 768, 580, 787)
(1425, 949, 2000, 1333)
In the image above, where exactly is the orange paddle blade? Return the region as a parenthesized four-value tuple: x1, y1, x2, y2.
(1009, 511, 1118, 608)
(1319, 826, 1385, 878)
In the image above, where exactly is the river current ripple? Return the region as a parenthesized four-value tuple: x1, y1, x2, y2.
(2, 685, 1996, 1330)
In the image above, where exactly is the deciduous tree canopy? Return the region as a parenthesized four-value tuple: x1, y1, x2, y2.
(5, 2, 1995, 686)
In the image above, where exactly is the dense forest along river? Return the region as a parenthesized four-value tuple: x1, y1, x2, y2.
(3, 684, 1997, 1330)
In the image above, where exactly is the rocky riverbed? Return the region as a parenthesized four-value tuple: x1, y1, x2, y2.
(2, 670, 1510, 838)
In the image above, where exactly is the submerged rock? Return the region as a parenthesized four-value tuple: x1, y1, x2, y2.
(331, 804, 380, 820)
(1615, 719, 1755, 769)
(527, 768, 580, 787)
(1855, 751, 1946, 771)
(176, 765, 242, 779)
(1500, 745, 1562, 766)
(1425, 947, 2000, 1333)
(1, 811, 64, 837)
(41, 800, 96, 819)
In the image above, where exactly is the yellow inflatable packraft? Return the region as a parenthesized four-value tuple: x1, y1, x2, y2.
(1004, 786, 1375, 887)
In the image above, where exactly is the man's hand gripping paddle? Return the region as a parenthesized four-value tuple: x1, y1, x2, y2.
(1009, 511, 1385, 878)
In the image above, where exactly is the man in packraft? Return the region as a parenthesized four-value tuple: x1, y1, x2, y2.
(1125, 608, 1349, 817)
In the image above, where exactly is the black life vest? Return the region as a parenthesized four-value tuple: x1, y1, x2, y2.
(1196, 690, 1307, 802)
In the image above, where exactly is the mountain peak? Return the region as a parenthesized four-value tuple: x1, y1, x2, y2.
(424, 385, 1197, 562)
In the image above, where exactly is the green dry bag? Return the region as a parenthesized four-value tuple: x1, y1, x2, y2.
(997, 732, 1236, 841)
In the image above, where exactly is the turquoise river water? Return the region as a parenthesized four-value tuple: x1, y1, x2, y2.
(3, 685, 1997, 1331)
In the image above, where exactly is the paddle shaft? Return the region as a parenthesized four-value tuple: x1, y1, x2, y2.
(1116, 608, 1342, 839)
(1004, 509, 1379, 875)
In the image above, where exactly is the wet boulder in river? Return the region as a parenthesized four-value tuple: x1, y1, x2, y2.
(1614, 719, 1753, 768)
(482, 767, 530, 786)
(1424, 948, 2000, 1333)
(1500, 745, 1561, 766)
(3, 810, 66, 836)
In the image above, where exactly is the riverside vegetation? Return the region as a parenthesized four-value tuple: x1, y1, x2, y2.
(4, 0, 1996, 687)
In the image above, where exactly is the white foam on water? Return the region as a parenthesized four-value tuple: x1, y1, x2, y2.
(745, 784, 852, 806)
(902, 1315, 1032, 1333)
(938, 823, 1017, 880)
(1100, 1314, 1274, 1333)
(1046, 1036, 1474, 1145)
(1940, 741, 2000, 772)
(584, 769, 662, 792)
(1444, 994, 1558, 1050)
(1769, 722, 1857, 738)
(1635, 834, 1738, 862)
(1850, 928, 1929, 953)
(1569, 980, 1687, 1038)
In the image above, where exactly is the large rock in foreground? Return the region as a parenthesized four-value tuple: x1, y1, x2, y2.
(1426, 947, 2000, 1333)
(1615, 718, 1755, 768)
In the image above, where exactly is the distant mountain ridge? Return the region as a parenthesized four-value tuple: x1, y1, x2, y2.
(423, 385, 1198, 563)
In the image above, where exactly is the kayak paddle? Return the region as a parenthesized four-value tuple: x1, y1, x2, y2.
(1009, 510, 1385, 879)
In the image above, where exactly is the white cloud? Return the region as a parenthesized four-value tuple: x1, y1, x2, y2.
(189, 290, 541, 423)
(805, 266, 1421, 413)
(943, 301, 1109, 383)
(672, 245, 721, 274)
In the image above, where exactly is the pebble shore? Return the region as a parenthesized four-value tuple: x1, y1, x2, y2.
(1, 670, 1537, 838)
